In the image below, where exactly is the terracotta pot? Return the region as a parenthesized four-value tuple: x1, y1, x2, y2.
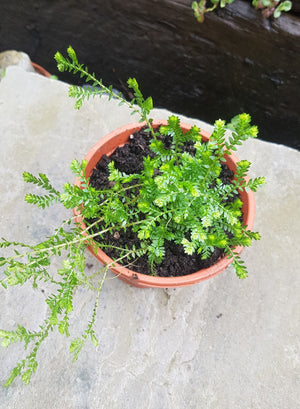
(74, 120, 255, 288)
(31, 62, 51, 78)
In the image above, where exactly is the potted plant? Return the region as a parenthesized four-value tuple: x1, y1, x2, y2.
(73, 119, 258, 288)
(0, 47, 265, 386)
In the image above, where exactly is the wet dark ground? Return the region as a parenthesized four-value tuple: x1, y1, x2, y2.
(1, 0, 299, 149)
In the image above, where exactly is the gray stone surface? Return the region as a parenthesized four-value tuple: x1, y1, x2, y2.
(0, 66, 299, 408)
(0, 50, 35, 79)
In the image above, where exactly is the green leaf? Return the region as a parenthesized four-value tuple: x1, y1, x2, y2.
(67, 46, 78, 64)
(143, 96, 153, 113)
(138, 201, 150, 213)
(70, 338, 84, 362)
(274, 1, 291, 17)
(21, 370, 32, 385)
(90, 333, 99, 347)
(1, 338, 10, 348)
(0, 257, 6, 267)
(58, 321, 68, 335)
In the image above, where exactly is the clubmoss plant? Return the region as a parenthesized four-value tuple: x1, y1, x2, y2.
(0, 47, 265, 386)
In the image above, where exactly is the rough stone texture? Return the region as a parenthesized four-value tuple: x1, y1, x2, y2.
(0, 51, 35, 78)
(0, 67, 299, 408)
(1, 0, 299, 149)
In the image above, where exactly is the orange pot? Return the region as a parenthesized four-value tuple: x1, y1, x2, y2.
(74, 120, 255, 288)
(31, 62, 51, 78)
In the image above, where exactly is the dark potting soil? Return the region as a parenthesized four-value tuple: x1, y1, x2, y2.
(88, 126, 237, 277)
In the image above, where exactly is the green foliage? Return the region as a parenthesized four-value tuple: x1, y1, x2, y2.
(192, 0, 292, 22)
(127, 77, 153, 125)
(192, 0, 235, 22)
(23, 171, 60, 209)
(0, 161, 127, 386)
(126, 114, 264, 274)
(252, 0, 292, 17)
(54, 47, 155, 137)
(0, 48, 265, 386)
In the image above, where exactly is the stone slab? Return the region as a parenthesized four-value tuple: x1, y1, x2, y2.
(0, 66, 299, 409)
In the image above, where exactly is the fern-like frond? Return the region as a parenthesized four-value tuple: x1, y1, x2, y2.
(55, 47, 155, 136)
(22, 172, 60, 208)
(23, 172, 60, 195)
(225, 113, 258, 153)
(24, 193, 59, 209)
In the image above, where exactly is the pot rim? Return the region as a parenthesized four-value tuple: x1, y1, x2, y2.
(31, 62, 51, 78)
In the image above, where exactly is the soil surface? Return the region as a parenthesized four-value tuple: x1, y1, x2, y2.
(88, 127, 236, 277)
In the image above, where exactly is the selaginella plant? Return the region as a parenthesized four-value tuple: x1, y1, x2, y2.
(0, 47, 265, 386)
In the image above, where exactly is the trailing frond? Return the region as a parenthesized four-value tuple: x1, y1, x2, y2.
(127, 78, 153, 115)
(60, 160, 102, 218)
(127, 77, 155, 136)
(22, 172, 60, 208)
(55, 48, 155, 136)
(225, 248, 249, 279)
(23, 172, 60, 195)
(24, 193, 59, 209)
(246, 176, 266, 192)
(1, 321, 51, 387)
(0, 237, 35, 250)
(70, 290, 100, 362)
